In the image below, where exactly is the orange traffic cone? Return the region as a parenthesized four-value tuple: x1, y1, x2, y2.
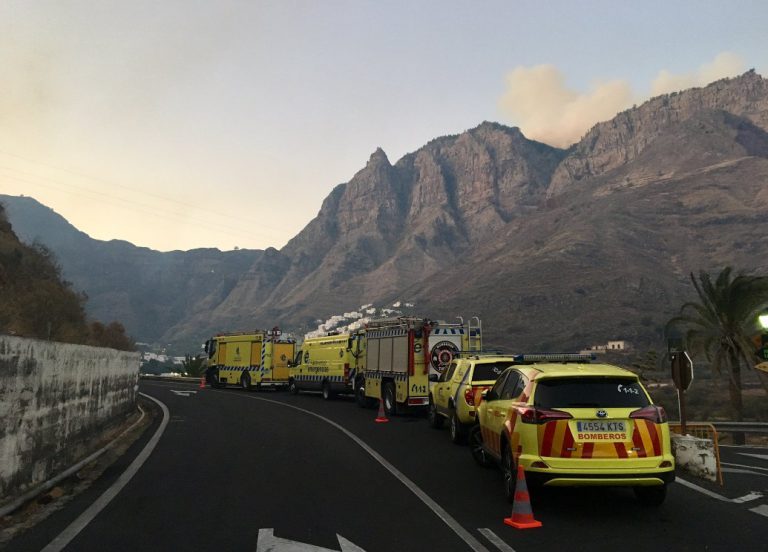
(375, 399, 389, 423)
(503, 465, 542, 529)
(199, 375, 206, 389)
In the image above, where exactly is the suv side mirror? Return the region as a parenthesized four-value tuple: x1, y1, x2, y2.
(428, 374, 439, 382)
(482, 389, 495, 401)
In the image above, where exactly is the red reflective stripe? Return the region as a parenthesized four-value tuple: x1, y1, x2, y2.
(614, 442, 628, 458)
(561, 426, 575, 458)
(581, 442, 594, 459)
(646, 421, 662, 457)
(540, 422, 557, 457)
(632, 422, 647, 458)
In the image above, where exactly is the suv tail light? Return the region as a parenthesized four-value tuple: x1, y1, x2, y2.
(343, 363, 349, 381)
(630, 405, 667, 424)
(518, 407, 572, 424)
(464, 387, 475, 406)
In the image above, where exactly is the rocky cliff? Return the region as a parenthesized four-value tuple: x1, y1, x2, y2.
(7, 71, 768, 353)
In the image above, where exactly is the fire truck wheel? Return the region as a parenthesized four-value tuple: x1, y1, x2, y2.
(288, 379, 299, 395)
(449, 411, 466, 444)
(383, 383, 397, 416)
(322, 380, 335, 400)
(240, 373, 251, 391)
(209, 370, 222, 389)
(428, 398, 444, 429)
(355, 379, 367, 407)
(469, 426, 492, 467)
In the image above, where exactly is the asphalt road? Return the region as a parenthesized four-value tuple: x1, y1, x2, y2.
(6, 380, 768, 552)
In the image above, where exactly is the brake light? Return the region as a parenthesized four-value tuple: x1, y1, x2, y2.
(630, 405, 667, 424)
(344, 363, 349, 381)
(518, 407, 572, 424)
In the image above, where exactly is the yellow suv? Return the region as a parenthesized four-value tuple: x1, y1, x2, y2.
(470, 354, 675, 506)
(428, 355, 517, 444)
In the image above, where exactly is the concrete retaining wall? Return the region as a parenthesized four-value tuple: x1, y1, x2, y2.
(672, 433, 717, 482)
(0, 335, 139, 503)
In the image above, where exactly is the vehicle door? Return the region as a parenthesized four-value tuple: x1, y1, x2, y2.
(435, 362, 457, 414)
(484, 370, 523, 456)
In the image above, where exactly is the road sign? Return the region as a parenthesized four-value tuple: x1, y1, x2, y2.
(257, 528, 365, 552)
(670, 351, 694, 391)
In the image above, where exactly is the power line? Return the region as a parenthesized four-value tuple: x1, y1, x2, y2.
(0, 149, 297, 235)
(0, 170, 287, 247)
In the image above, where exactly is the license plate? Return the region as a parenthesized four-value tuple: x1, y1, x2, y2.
(574, 420, 628, 441)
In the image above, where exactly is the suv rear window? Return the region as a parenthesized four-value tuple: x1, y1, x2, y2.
(472, 362, 515, 382)
(533, 377, 650, 408)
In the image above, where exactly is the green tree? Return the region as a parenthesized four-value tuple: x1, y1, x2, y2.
(666, 267, 768, 421)
(182, 354, 206, 377)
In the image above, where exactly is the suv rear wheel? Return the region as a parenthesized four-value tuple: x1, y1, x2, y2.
(469, 426, 492, 467)
(502, 444, 516, 503)
(449, 411, 466, 444)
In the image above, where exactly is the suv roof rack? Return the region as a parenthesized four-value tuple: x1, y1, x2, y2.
(512, 353, 596, 363)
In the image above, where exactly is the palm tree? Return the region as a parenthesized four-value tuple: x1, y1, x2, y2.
(666, 267, 768, 421)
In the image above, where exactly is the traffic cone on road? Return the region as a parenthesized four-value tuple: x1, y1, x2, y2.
(503, 465, 542, 529)
(375, 399, 389, 423)
(199, 375, 206, 389)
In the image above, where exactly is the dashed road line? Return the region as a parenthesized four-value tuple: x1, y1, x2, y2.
(750, 504, 768, 518)
(732, 492, 763, 504)
(478, 528, 517, 552)
(721, 461, 768, 473)
(738, 453, 768, 462)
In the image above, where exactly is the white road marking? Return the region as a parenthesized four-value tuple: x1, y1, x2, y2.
(721, 467, 768, 477)
(732, 492, 763, 503)
(478, 528, 517, 552)
(750, 504, 768, 518)
(171, 389, 198, 396)
(675, 477, 733, 502)
(42, 393, 170, 552)
(739, 453, 768, 462)
(227, 392, 490, 552)
(256, 528, 365, 552)
(721, 461, 768, 473)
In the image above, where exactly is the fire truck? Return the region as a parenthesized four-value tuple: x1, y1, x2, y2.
(356, 317, 481, 415)
(203, 327, 295, 390)
(288, 331, 365, 399)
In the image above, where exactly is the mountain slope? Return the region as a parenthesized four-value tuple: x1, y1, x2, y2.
(0, 195, 262, 344)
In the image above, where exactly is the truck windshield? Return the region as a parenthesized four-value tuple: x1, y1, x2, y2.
(472, 362, 515, 382)
(533, 377, 650, 408)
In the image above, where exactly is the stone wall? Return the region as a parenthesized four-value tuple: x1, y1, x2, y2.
(0, 335, 139, 502)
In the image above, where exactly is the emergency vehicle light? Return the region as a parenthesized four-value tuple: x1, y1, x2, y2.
(512, 353, 596, 363)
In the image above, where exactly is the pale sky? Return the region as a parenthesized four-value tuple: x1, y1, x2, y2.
(1, 1, 766, 252)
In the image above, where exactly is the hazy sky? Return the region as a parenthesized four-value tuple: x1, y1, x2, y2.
(2, 1, 766, 251)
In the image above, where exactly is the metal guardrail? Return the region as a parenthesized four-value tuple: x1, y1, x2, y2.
(711, 421, 768, 434)
(671, 421, 768, 434)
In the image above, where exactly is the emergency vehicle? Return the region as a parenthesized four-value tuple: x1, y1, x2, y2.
(470, 354, 674, 505)
(203, 328, 296, 390)
(358, 317, 482, 415)
(289, 331, 365, 399)
(429, 354, 516, 444)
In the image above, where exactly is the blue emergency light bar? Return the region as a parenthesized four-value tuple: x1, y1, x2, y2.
(512, 353, 596, 363)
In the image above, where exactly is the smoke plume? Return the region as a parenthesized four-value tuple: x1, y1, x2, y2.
(498, 52, 748, 149)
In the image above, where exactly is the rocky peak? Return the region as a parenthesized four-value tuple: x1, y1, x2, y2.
(547, 70, 768, 197)
(367, 147, 391, 167)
